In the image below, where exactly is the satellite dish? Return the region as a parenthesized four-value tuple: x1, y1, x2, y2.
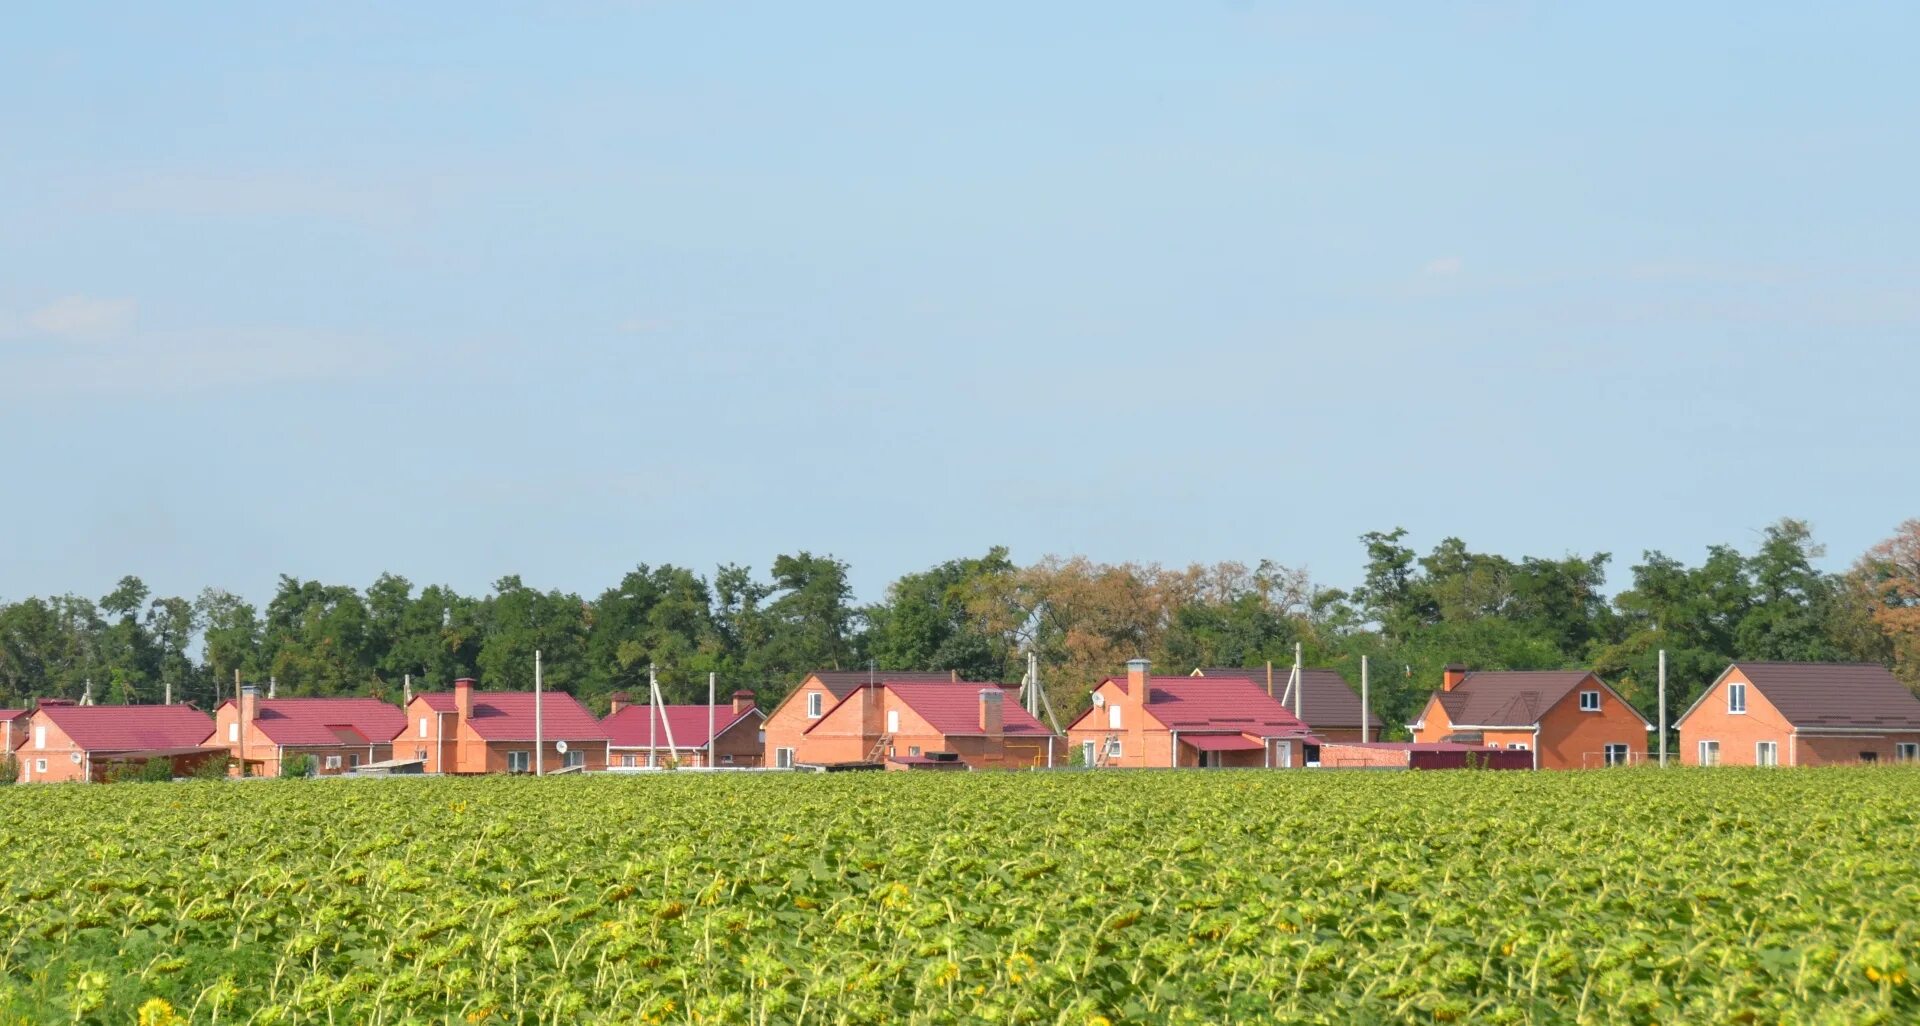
(70, 752, 82, 764)
(1090, 693, 1106, 708)
(554, 740, 569, 754)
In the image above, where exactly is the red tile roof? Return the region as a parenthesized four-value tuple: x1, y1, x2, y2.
(0, 709, 27, 722)
(216, 697, 406, 747)
(806, 670, 970, 701)
(602, 704, 761, 749)
(1104, 676, 1313, 737)
(884, 682, 1055, 737)
(1183, 733, 1265, 752)
(1433, 671, 1616, 728)
(1725, 662, 1920, 729)
(1194, 667, 1386, 731)
(37, 704, 216, 753)
(416, 691, 609, 741)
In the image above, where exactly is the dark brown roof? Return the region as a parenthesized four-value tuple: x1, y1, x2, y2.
(1733, 662, 1920, 729)
(806, 670, 967, 701)
(1432, 671, 1600, 728)
(1194, 668, 1385, 731)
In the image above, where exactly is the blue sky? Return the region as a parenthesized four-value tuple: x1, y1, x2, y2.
(2, 1, 1916, 607)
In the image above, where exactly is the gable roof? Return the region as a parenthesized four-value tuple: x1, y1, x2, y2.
(1095, 675, 1313, 737)
(1712, 662, 1920, 730)
(884, 682, 1055, 737)
(1194, 667, 1385, 731)
(1428, 670, 1649, 728)
(805, 670, 967, 702)
(0, 709, 28, 723)
(216, 696, 406, 747)
(416, 691, 609, 742)
(603, 703, 762, 750)
(37, 704, 216, 753)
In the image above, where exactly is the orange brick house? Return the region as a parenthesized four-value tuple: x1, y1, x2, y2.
(1066, 659, 1316, 769)
(796, 681, 1059, 770)
(603, 689, 766, 768)
(1408, 665, 1653, 769)
(210, 686, 407, 777)
(1192, 666, 1385, 741)
(1676, 661, 1920, 767)
(398, 678, 609, 774)
(763, 670, 966, 769)
(16, 701, 221, 783)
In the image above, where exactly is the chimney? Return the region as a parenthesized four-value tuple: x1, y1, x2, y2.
(1442, 664, 1468, 692)
(240, 685, 260, 724)
(731, 689, 756, 716)
(454, 678, 476, 723)
(979, 688, 1004, 738)
(1125, 658, 1150, 767)
(609, 691, 630, 716)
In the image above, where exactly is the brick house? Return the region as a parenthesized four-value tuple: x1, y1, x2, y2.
(1191, 666, 1385, 741)
(16, 701, 221, 783)
(210, 686, 406, 777)
(1066, 659, 1316, 769)
(1675, 661, 1920, 767)
(397, 678, 609, 774)
(797, 681, 1059, 770)
(0, 709, 27, 755)
(1408, 665, 1653, 769)
(603, 689, 766, 768)
(763, 670, 967, 769)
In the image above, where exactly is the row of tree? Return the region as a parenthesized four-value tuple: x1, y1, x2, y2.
(2, 519, 1916, 735)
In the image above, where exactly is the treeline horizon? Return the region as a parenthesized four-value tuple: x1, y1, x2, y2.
(2, 517, 1917, 736)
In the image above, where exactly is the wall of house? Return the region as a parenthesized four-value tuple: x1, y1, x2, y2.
(763, 679, 835, 767)
(1318, 744, 1409, 768)
(16, 713, 86, 783)
(1792, 732, 1920, 767)
(401, 701, 462, 774)
(467, 739, 608, 774)
(1408, 697, 1453, 745)
(1677, 667, 1793, 766)
(1312, 727, 1368, 743)
(1534, 681, 1648, 769)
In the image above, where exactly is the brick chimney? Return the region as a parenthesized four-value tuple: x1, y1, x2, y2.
(608, 691, 630, 716)
(240, 684, 260, 723)
(978, 688, 1003, 738)
(731, 689, 756, 716)
(1442, 664, 1469, 692)
(454, 678, 476, 723)
(1126, 658, 1150, 767)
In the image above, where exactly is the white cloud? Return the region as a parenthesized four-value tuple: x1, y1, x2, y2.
(1421, 256, 1464, 277)
(27, 295, 137, 340)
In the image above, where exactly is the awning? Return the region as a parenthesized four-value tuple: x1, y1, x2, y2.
(96, 745, 230, 760)
(1183, 734, 1264, 753)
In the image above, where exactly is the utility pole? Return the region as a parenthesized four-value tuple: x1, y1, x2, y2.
(1360, 655, 1370, 744)
(1657, 649, 1668, 768)
(534, 649, 544, 777)
(707, 671, 716, 769)
(647, 663, 657, 767)
(1292, 643, 1303, 720)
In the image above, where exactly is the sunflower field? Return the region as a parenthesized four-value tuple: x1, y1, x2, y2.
(0, 767, 1915, 1024)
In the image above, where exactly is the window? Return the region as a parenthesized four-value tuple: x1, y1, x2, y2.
(1107, 705, 1122, 729)
(564, 750, 585, 769)
(419, 717, 429, 739)
(886, 710, 900, 734)
(35, 725, 45, 749)
(908, 746, 921, 757)
(775, 747, 795, 769)
(620, 754, 637, 768)
(1755, 741, 1778, 767)
(1579, 691, 1601, 712)
(1105, 739, 1122, 759)
(228, 722, 240, 743)
(1603, 743, 1630, 767)
(35, 759, 47, 773)
(324, 755, 342, 770)
(1897, 743, 1918, 762)
(721, 754, 734, 765)
(1507, 743, 1529, 751)
(507, 751, 531, 773)
(1275, 742, 1291, 768)
(414, 747, 427, 761)
(806, 692, 823, 719)
(1698, 740, 1720, 766)
(348, 754, 361, 770)
(1081, 740, 1096, 765)
(1727, 682, 1747, 714)
(1859, 751, 1878, 764)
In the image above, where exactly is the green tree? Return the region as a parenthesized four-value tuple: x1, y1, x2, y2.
(860, 548, 1018, 681)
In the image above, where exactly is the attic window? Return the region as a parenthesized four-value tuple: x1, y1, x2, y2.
(1578, 691, 1601, 712)
(1727, 683, 1747, 715)
(806, 692, 823, 719)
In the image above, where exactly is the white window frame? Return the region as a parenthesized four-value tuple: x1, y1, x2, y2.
(806, 692, 823, 719)
(908, 746, 921, 757)
(324, 755, 342, 770)
(1603, 743, 1630, 767)
(720, 754, 734, 765)
(419, 717, 429, 739)
(563, 749, 585, 769)
(1105, 738, 1122, 759)
(1755, 740, 1778, 767)
(1507, 743, 1529, 751)
(1897, 742, 1919, 763)
(886, 710, 900, 734)
(1107, 704, 1122, 729)
(35, 725, 45, 749)
(227, 722, 239, 743)
(1081, 740, 1096, 765)
(775, 747, 795, 769)
(35, 759, 47, 773)
(1698, 740, 1720, 766)
(414, 746, 428, 761)
(620, 754, 638, 768)
(1579, 690, 1601, 712)
(347, 753, 361, 770)
(507, 750, 531, 773)
(1727, 682, 1747, 715)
